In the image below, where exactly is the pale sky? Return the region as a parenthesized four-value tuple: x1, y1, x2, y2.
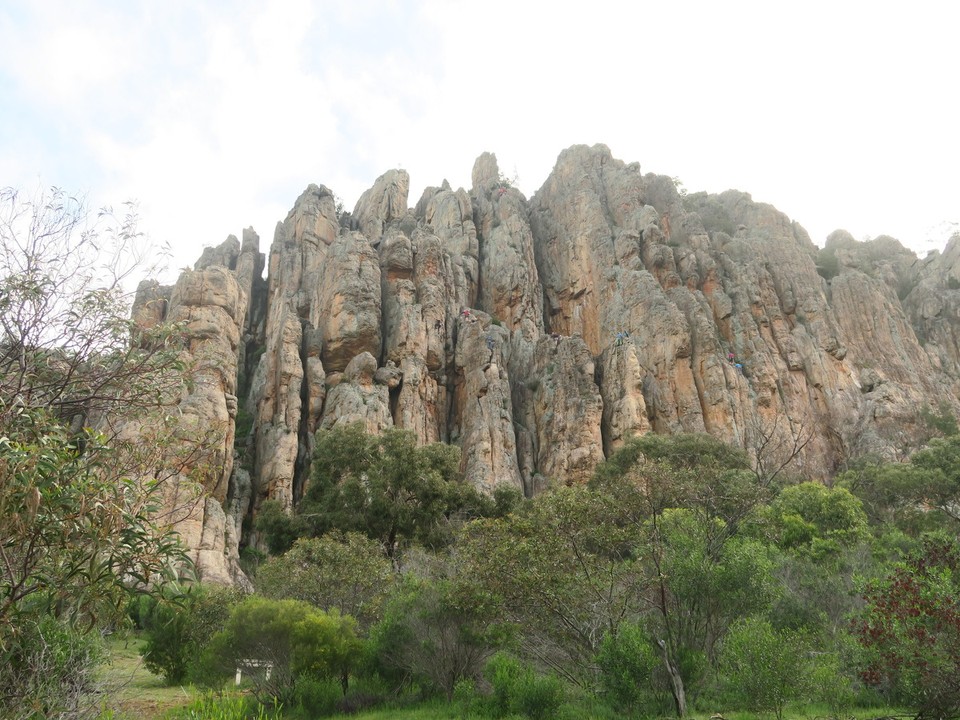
(1, 0, 957, 284)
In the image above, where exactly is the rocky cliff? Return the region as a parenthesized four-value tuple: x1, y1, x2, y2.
(134, 144, 960, 585)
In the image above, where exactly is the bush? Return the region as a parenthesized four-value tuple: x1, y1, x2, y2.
(808, 651, 857, 717)
(139, 584, 243, 685)
(371, 576, 504, 700)
(856, 539, 960, 719)
(720, 616, 809, 720)
(0, 616, 104, 720)
(485, 653, 564, 720)
(162, 693, 280, 719)
(290, 675, 341, 718)
(596, 622, 661, 713)
(256, 532, 393, 631)
(194, 597, 363, 704)
(512, 672, 564, 720)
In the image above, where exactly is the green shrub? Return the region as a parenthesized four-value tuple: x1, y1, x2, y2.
(194, 597, 363, 704)
(0, 616, 104, 719)
(816, 247, 840, 280)
(371, 576, 503, 700)
(512, 671, 564, 720)
(486, 653, 524, 716)
(485, 653, 564, 720)
(139, 584, 243, 685)
(162, 692, 279, 720)
(290, 675, 341, 718)
(720, 616, 809, 720)
(256, 532, 393, 631)
(255, 499, 307, 555)
(596, 622, 660, 713)
(807, 651, 857, 717)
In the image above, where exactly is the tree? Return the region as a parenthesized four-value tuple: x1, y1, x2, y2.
(768, 481, 869, 550)
(720, 616, 810, 720)
(855, 538, 960, 720)
(841, 439, 960, 535)
(596, 621, 667, 714)
(0, 186, 180, 428)
(200, 597, 363, 702)
(370, 572, 506, 700)
(138, 583, 244, 685)
(256, 532, 394, 631)
(0, 186, 192, 715)
(300, 424, 489, 561)
(745, 412, 815, 486)
(460, 484, 648, 688)
(593, 434, 775, 717)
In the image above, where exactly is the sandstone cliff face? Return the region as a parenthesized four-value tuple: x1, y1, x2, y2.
(135, 143, 960, 585)
(129, 235, 262, 589)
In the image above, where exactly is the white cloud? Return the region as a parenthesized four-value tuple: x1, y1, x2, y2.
(1, 0, 957, 284)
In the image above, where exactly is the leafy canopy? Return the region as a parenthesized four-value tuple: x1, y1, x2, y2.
(284, 423, 509, 559)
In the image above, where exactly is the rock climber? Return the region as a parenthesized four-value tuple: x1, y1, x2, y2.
(434, 319, 443, 332)
(486, 335, 495, 351)
(727, 352, 735, 363)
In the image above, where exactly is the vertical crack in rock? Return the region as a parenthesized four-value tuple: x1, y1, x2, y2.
(125, 144, 960, 587)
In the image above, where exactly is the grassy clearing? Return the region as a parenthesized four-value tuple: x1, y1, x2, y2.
(340, 701, 907, 720)
(92, 641, 906, 720)
(99, 634, 196, 719)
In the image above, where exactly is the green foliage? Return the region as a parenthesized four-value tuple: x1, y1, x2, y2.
(816, 246, 841, 280)
(371, 573, 505, 700)
(684, 192, 736, 237)
(805, 635, 860, 718)
(720, 616, 810, 720)
(0, 186, 200, 716)
(289, 675, 341, 718)
(139, 584, 243, 685)
(484, 653, 564, 720)
(197, 597, 363, 704)
(0, 615, 104, 720)
(0, 406, 187, 635)
(920, 401, 959, 438)
(769, 482, 869, 550)
(161, 692, 280, 720)
(841, 437, 960, 533)
(256, 532, 393, 631)
(855, 538, 960, 719)
(908, 436, 960, 523)
(300, 424, 489, 559)
(255, 499, 306, 555)
(651, 509, 777, 676)
(460, 484, 647, 687)
(0, 186, 184, 427)
(596, 622, 664, 714)
(587, 434, 776, 716)
(593, 432, 750, 487)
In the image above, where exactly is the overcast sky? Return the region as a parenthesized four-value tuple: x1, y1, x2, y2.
(1, 0, 957, 283)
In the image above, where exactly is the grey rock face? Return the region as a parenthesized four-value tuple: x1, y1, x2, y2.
(130, 144, 960, 588)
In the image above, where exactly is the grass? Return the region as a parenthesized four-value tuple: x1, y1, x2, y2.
(94, 641, 907, 720)
(99, 634, 197, 719)
(340, 700, 907, 720)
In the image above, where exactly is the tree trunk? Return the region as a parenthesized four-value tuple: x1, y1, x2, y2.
(657, 638, 687, 717)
